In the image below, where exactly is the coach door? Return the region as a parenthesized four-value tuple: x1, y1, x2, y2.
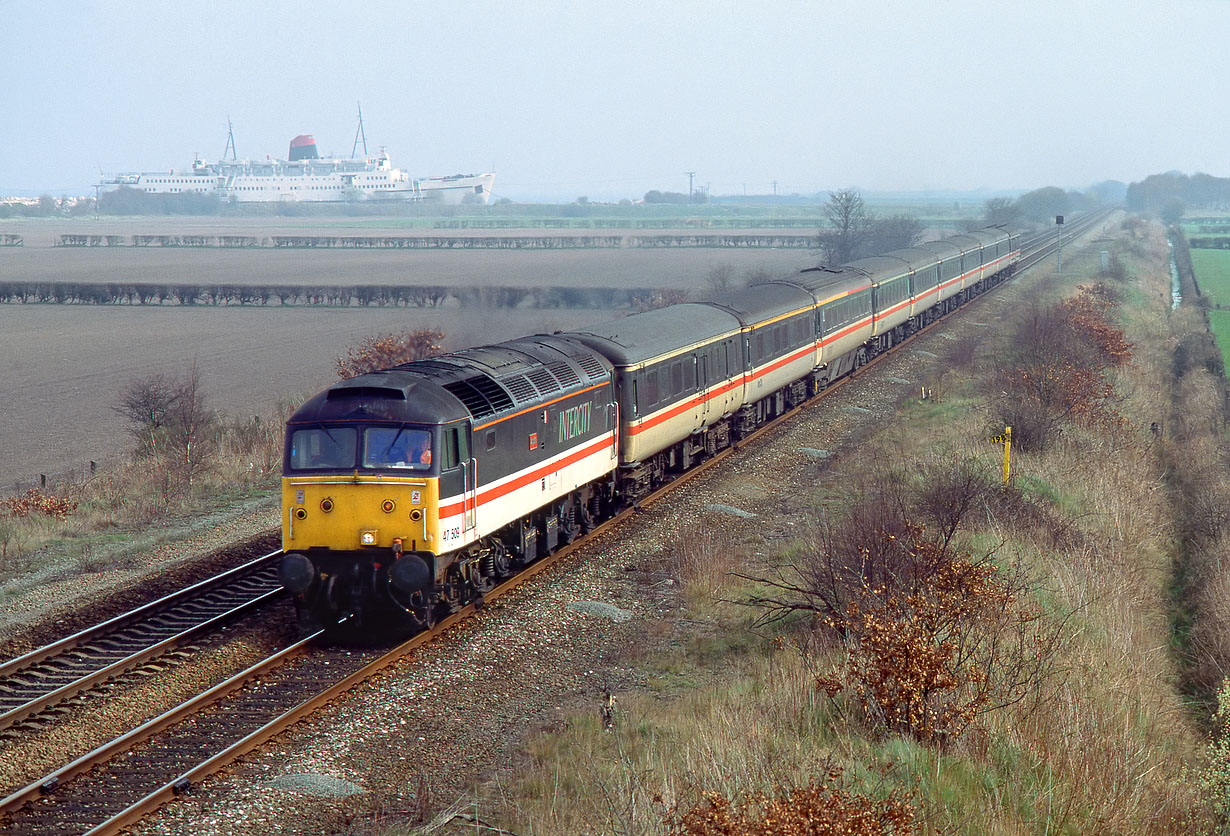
(697, 353, 709, 419)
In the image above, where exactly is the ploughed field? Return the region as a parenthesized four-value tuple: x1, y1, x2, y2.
(0, 217, 810, 289)
(0, 218, 812, 489)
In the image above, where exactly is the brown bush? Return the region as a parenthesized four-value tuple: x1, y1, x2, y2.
(747, 470, 1059, 745)
(1175, 332, 1226, 380)
(0, 488, 77, 520)
(991, 285, 1132, 451)
(667, 769, 916, 836)
(632, 288, 691, 312)
(335, 327, 446, 379)
(820, 528, 1054, 744)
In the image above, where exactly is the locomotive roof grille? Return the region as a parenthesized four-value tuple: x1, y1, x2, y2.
(502, 375, 538, 404)
(442, 376, 514, 418)
(575, 354, 607, 381)
(526, 368, 560, 396)
(547, 361, 581, 388)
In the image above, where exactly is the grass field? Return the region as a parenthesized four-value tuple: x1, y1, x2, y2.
(1189, 249, 1230, 369)
(1192, 248, 1230, 303)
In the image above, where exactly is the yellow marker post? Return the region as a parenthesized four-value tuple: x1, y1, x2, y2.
(990, 425, 1012, 484)
(1003, 426, 1012, 484)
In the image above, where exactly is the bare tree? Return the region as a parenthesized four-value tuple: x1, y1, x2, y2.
(821, 189, 873, 266)
(865, 214, 925, 255)
(704, 263, 734, 295)
(983, 196, 1020, 227)
(113, 374, 179, 455)
(165, 361, 216, 486)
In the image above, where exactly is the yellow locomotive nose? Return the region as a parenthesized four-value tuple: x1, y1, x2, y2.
(283, 474, 440, 554)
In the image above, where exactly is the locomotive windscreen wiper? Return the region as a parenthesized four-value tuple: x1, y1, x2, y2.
(381, 425, 407, 457)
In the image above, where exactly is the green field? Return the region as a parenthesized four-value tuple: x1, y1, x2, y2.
(1190, 249, 1230, 368)
(1191, 249, 1230, 303)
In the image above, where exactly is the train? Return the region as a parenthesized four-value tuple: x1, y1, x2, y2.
(277, 225, 1023, 634)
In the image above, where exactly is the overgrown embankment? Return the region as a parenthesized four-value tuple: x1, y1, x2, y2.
(435, 217, 1225, 835)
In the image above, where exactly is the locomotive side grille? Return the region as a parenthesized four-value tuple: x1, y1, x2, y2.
(547, 361, 581, 389)
(527, 368, 561, 397)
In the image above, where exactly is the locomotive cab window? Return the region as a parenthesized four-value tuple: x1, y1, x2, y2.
(363, 426, 433, 470)
(289, 426, 357, 471)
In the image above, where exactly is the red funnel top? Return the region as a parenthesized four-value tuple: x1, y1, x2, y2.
(289, 134, 319, 161)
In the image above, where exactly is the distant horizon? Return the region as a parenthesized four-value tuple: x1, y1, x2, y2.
(6, 1, 1228, 207)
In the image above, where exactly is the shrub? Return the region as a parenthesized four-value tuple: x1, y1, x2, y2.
(667, 769, 916, 836)
(747, 471, 1059, 746)
(335, 327, 446, 379)
(1200, 678, 1230, 831)
(632, 288, 691, 312)
(990, 284, 1132, 451)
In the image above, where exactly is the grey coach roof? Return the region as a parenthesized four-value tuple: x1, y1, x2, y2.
(564, 303, 742, 366)
(789, 265, 875, 299)
(699, 282, 816, 325)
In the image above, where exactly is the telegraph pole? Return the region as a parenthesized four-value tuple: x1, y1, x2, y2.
(686, 171, 695, 203)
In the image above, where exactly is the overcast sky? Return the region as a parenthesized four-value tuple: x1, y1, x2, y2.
(2, 0, 1227, 201)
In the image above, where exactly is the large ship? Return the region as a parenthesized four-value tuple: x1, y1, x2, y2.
(100, 117, 494, 206)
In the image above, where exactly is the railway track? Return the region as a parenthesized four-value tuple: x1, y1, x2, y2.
(0, 551, 284, 734)
(0, 209, 1112, 834)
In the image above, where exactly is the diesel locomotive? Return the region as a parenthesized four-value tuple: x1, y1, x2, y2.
(278, 225, 1023, 634)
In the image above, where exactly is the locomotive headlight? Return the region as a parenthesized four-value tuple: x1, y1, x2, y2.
(360, 530, 378, 546)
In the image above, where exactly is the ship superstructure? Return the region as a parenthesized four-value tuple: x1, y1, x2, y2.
(101, 118, 494, 205)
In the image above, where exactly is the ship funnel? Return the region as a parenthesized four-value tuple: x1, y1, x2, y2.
(289, 134, 319, 161)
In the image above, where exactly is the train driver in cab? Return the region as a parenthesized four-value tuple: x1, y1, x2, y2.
(365, 427, 432, 469)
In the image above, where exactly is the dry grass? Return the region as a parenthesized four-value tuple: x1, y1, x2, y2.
(0, 395, 292, 584)
(432, 218, 1217, 836)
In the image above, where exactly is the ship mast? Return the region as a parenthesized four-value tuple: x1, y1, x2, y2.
(352, 103, 368, 158)
(222, 117, 237, 160)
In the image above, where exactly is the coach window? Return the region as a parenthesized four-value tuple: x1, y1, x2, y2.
(671, 362, 683, 395)
(645, 370, 659, 405)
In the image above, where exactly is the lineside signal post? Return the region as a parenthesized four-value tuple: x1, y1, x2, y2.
(990, 426, 1012, 484)
(1056, 215, 1064, 274)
